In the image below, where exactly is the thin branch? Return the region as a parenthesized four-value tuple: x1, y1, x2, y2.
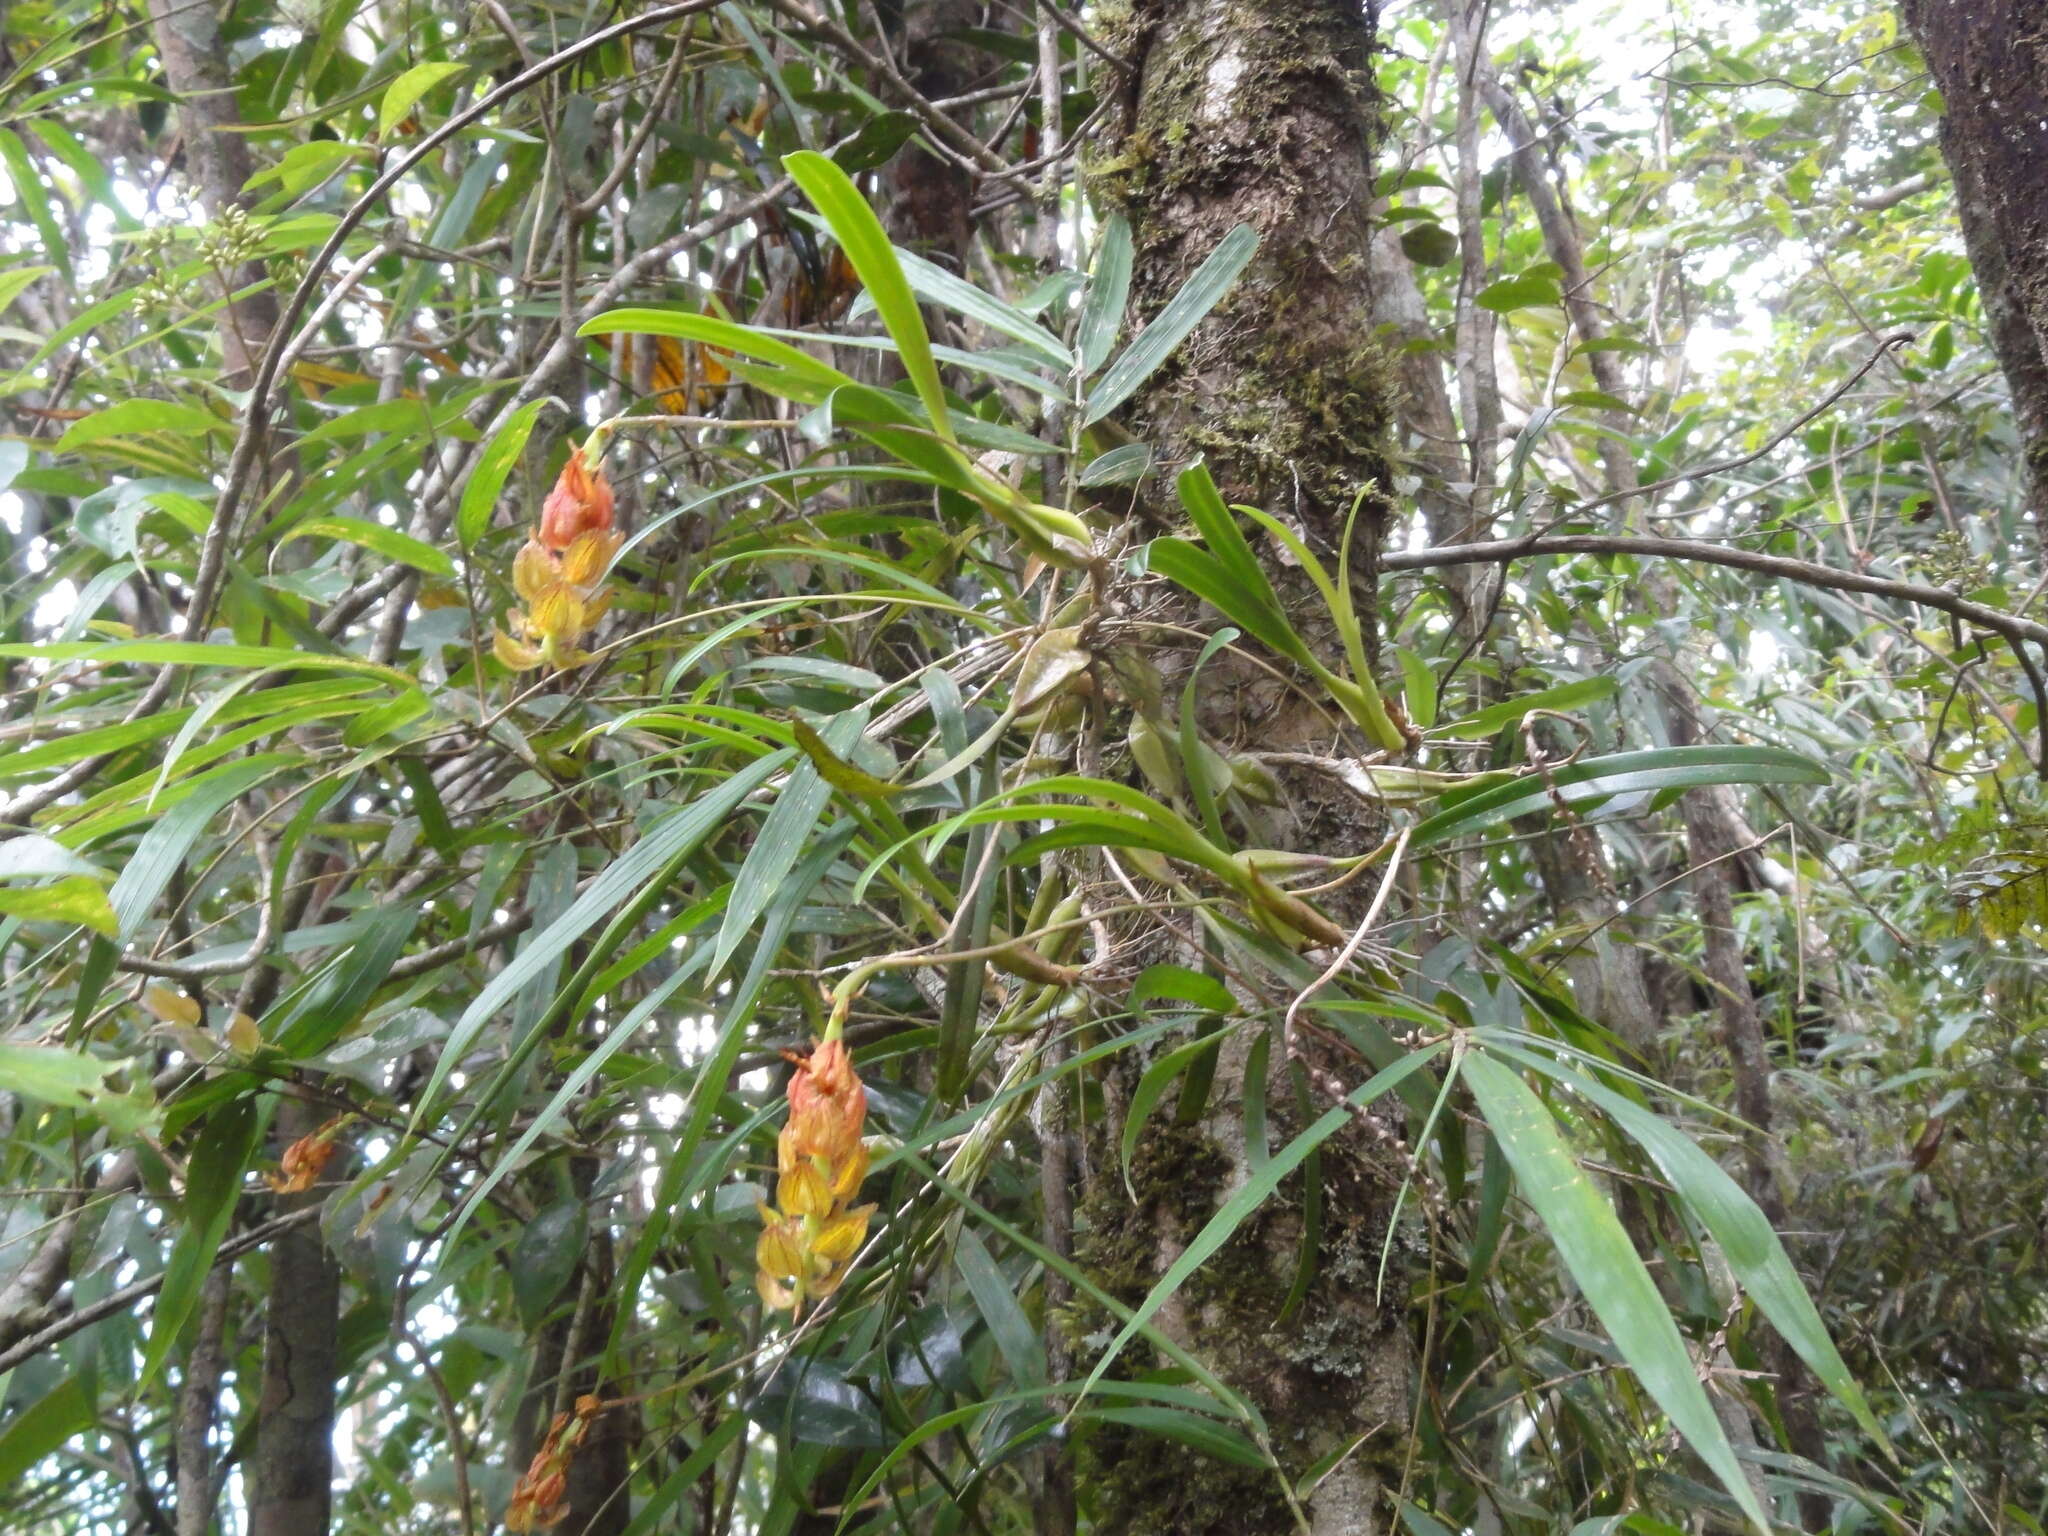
(0, 1207, 321, 1378)
(1384, 530, 2048, 650)
(1567, 331, 1914, 521)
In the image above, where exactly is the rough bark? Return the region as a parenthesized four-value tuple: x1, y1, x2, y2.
(1094, 0, 1391, 536)
(1080, 4, 1413, 1533)
(247, 1096, 342, 1536)
(1899, 0, 2048, 530)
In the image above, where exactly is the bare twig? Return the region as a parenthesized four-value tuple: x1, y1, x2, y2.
(1384, 530, 2048, 650)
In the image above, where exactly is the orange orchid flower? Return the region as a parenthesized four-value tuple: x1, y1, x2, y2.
(496, 443, 623, 672)
(754, 1036, 874, 1316)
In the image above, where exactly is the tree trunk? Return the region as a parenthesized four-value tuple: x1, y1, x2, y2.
(1098, 0, 1389, 537)
(1899, 0, 2048, 531)
(247, 1096, 341, 1536)
(1080, 4, 1413, 1533)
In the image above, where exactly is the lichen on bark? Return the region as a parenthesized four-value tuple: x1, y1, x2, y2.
(1075, 6, 1420, 1530)
(1071, 1082, 1412, 1536)
(1088, 0, 1399, 540)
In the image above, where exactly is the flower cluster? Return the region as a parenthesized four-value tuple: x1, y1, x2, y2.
(755, 1037, 874, 1316)
(494, 445, 623, 672)
(266, 1112, 351, 1195)
(505, 1393, 605, 1532)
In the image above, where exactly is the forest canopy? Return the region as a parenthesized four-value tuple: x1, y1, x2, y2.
(1, 0, 2045, 1533)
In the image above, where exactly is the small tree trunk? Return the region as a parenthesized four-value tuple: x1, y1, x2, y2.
(879, 0, 982, 263)
(248, 1096, 341, 1536)
(143, 0, 281, 389)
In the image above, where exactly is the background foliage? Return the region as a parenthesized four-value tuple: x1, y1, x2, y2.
(1, 0, 2044, 1532)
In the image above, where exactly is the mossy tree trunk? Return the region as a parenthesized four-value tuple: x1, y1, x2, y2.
(1078, 4, 1416, 1534)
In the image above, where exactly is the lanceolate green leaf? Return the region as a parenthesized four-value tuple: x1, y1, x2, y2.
(456, 396, 550, 548)
(0, 877, 116, 937)
(1077, 214, 1134, 376)
(0, 1373, 95, 1487)
(377, 59, 465, 135)
(578, 308, 855, 394)
(0, 641, 410, 684)
(410, 752, 789, 1129)
(954, 1227, 1048, 1388)
(1436, 675, 1618, 738)
(0, 1042, 128, 1110)
(782, 151, 954, 440)
(891, 244, 1071, 369)
(1410, 746, 1829, 848)
(1485, 1036, 1892, 1454)
(1084, 223, 1258, 426)
(708, 710, 862, 982)
(108, 756, 285, 941)
(1462, 1050, 1770, 1533)
(140, 1098, 264, 1389)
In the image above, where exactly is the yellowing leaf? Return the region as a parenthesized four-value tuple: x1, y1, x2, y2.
(142, 985, 202, 1027)
(225, 1011, 262, 1056)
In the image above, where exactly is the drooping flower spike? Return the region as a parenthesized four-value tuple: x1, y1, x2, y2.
(755, 1034, 874, 1316)
(495, 439, 623, 673)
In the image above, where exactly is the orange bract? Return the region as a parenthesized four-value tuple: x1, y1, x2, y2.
(537, 447, 615, 551)
(504, 1396, 606, 1532)
(266, 1113, 350, 1195)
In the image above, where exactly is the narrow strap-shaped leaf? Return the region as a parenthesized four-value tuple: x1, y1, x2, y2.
(782, 151, 954, 441)
(1483, 1035, 1892, 1454)
(892, 244, 1071, 369)
(108, 756, 284, 941)
(709, 709, 862, 982)
(457, 396, 551, 548)
(954, 1227, 1049, 1388)
(1173, 461, 1279, 613)
(1077, 214, 1134, 376)
(139, 1097, 264, 1388)
(578, 307, 856, 393)
(409, 751, 788, 1128)
(1462, 1049, 1770, 1533)
(443, 964, 697, 1253)
(1411, 745, 1830, 849)
(1120, 1025, 1233, 1199)
(1435, 675, 1619, 739)
(1144, 538, 1313, 669)
(1179, 628, 1238, 847)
